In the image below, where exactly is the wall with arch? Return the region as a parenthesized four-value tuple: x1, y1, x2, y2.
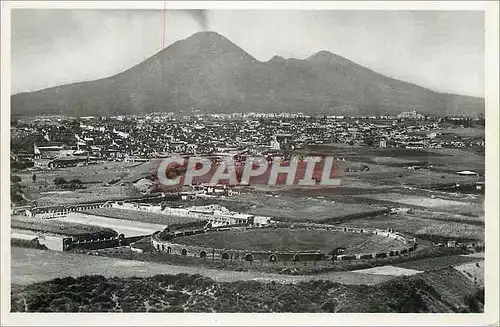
(150, 224, 417, 263)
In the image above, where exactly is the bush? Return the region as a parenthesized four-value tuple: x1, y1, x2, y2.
(54, 177, 68, 185)
(10, 271, 472, 313)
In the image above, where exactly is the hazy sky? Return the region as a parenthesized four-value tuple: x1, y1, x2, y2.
(12, 9, 485, 97)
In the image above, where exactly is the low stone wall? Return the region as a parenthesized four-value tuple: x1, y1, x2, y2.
(150, 224, 417, 263)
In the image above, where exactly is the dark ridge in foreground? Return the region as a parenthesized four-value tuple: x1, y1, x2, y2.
(11, 268, 483, 313)
(11, 31, 483, 117)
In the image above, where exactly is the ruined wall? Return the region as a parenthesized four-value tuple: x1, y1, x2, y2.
(62, 234, 143, 251)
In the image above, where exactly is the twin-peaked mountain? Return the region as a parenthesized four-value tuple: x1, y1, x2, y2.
(11, 31, 484, 117)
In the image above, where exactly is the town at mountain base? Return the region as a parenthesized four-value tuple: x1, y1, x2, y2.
(11, 31, 484, 118)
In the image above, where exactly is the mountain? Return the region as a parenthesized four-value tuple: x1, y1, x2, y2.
(11, 31, 484, 117)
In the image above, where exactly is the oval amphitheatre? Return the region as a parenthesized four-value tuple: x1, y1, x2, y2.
(151, 224, 417, 263)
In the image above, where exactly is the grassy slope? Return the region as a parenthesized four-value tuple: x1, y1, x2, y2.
(10, 267, 483, 313)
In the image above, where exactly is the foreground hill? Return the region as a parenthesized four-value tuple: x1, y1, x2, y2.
(11, 32, 483, 117)
(11, 268, 483, 313)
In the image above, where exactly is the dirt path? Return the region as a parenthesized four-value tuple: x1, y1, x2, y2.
(11, 247, 392, 286)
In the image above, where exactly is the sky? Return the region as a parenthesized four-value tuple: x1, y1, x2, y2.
(11, 9, 485, 97)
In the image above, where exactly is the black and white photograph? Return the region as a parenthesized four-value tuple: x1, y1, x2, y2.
(1, 1, 498, 325)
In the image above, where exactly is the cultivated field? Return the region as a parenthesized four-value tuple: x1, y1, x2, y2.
(53, 214, 165, 237)
(454, 261, 484, 286)
(394, 255, 483, 271)
(352, 192, 484, 217)
(171, 228, 404, 254)
(25, 185, 130, 206)
(306, 145, 484, 187)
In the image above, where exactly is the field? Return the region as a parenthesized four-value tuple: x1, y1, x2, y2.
(53, 214, 166, 237)
(353, 265, 423, 276)
(409, 209, 484, 225)
(24, 185, 130, 206)
(11, 215, 117, 238)
(83, 207, 203, 226)
(10, 266, 484, 313)
(176, 193, 387, 223)
(394, 255, 483, 271)
(14, 162, 141, 185)
(353, 191, 482, 212)
(306, 145, 485, 185)
(341, 215, 484, 243)
(172, 228, 404, 254)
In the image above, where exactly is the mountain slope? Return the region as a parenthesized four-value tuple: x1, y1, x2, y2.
(11, 31, 484, 117)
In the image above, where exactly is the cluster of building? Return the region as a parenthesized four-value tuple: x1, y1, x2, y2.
(10, 112, 484, 169)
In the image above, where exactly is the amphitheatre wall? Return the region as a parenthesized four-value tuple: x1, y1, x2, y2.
(150, 224, 417, 263)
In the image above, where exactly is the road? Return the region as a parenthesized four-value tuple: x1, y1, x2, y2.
(11, 247, 393, 286)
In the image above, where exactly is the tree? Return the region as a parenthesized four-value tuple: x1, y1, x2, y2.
(11, 175, 22, 183)
(54, 177, 68, 185)
(363, 136, 375, 147)
(32, 174, 37, 183)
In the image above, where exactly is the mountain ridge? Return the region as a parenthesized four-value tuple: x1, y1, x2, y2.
(11, 31, 484, 117)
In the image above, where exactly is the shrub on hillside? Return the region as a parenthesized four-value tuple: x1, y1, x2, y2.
(10, 272, 483, 313)
(54, 177, 68, 185)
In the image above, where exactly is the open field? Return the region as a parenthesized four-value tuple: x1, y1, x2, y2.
(414, 267, 482, 312)
(13, 162, 143, 206)
(341, 215, 484, 243)
(409, 209, 484, 225)
(10, 247, 393, 286)
(83, 207, 202, 226)
(179, 193, 387, 223)
(353, 265, 423, 276)
(14, 162, 141, 185)
(306, 145, 484, 187)
(172, 228, 404, 254)
(439, 127, 485, 138)
(11, 215, 117, 238)
(454, 261, 484, 286)
(352, 192, 484, 217)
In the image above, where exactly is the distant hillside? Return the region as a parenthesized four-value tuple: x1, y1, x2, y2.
(11, 31, 484, 117)
(11, 268, 483, 312)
